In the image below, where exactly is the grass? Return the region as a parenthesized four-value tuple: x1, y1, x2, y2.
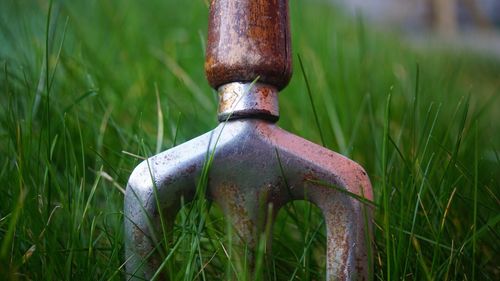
(1, 0, 499, 280)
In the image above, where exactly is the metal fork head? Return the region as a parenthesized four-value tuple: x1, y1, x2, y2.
(125, 82, 373, 280)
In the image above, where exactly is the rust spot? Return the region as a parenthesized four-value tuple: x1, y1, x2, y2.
(183, 164, 196, 176)
(355, 257, 364, 276)
(335, 235, 349, 281)
(260, 87, 271, 98)
(212, 183, 256, 246)
(302, 170, 319, 182)
(131, 225, 143, 243)
(162, 154, 173, 161)
(262, 178, 288, 206)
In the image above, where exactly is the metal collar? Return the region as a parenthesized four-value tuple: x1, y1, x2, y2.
(217, 82, 279, 122)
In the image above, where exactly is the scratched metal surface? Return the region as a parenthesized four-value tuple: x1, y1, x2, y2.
(124, 83, 373, 281)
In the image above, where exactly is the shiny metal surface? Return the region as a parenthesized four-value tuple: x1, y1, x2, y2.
(217, 82, 280, 122)
(125, 85, 373, 280)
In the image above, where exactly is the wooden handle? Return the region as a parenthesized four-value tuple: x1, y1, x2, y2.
(205, 0, 292, 90)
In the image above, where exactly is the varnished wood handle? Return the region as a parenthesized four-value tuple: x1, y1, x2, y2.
(205, 0, 292, 90)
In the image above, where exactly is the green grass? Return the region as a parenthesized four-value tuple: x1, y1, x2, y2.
(1, 0, 499, 280)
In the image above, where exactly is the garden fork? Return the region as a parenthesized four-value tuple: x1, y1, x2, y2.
(124, 0, 373, 280)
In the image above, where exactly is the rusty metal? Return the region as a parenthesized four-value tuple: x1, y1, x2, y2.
(125, 1, 373, 280)
(217, 82, 280, 122)
(205, 0, 292, 90)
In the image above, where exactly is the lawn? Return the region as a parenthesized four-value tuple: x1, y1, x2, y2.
(1, 0, 499, 280)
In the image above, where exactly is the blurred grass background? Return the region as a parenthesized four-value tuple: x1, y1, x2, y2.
(1, 0, 499, 280)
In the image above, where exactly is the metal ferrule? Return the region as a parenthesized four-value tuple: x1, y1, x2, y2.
(217, 82, 279, 122)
